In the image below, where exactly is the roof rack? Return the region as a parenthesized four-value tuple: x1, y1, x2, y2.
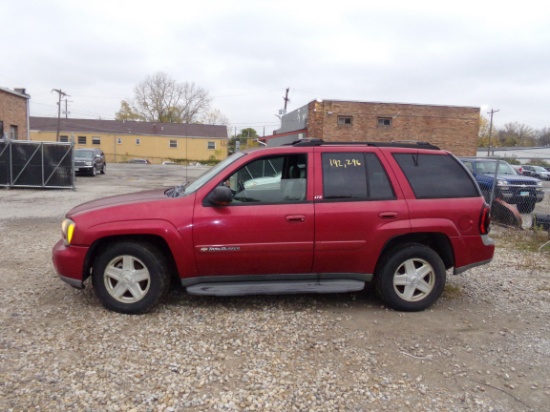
(288, 138, 440, 150)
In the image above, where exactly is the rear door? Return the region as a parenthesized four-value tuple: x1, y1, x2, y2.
(312, 147, 410, 275)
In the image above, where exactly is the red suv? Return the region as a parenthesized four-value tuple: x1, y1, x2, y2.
(53, 140, 494, 314)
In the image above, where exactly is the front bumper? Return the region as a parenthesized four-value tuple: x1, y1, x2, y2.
(52, 239, 89, 289)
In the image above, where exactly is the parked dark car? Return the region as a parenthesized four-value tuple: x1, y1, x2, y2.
(460, 158, 544, 213)
(74, 148, 106, 176)
(522, 165, 550, 180)
(53, 140, 494, 314)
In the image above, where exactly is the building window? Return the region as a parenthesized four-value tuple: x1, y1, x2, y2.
(136, 138, 141, 145)
(337, 116, 353, 126)
(0, 121, 4, 138)
(9, 125, 18, 140)
(78, 136, 86, 145)
(169, 139, 177, 148)
(117, 138, 122, 144)
(92, 136, 101, 145)
(377, 117, 392, 127)
(207, 141, 216, 150)
(59, 135, 69, 143)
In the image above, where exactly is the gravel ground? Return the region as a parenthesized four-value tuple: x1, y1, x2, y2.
(1, 164, 550, 412)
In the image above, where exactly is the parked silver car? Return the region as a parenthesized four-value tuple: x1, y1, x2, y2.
(522, 165, 550, 180)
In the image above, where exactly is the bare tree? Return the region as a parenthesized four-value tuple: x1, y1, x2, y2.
(200, 108, 230, 125)
(497, 122, 536, 147)
(536, 127, 550, 147)
(116, 72, 213, 123)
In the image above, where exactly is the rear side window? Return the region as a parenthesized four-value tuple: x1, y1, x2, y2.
(322, 152, 395, 201)
(393, 153, 479, 199)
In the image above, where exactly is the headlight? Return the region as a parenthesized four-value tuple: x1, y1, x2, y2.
(85, 161, 93, 166)
(496, 179, 508, 187)
(536, 181, 543, 187)
(61, 218, 75, 246)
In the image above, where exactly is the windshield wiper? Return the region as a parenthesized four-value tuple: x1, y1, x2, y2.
(168, 181, 189, 198)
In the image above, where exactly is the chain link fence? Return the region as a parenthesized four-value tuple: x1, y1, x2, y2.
(463, 157, 548, 229)
(0, 140, 74, 189)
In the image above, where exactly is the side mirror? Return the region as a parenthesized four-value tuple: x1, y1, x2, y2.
(208, 186, 233, 206)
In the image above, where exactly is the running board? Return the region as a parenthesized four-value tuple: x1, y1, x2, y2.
(186, 279, 366, 296)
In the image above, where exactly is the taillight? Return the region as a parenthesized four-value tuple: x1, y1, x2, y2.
(479, 204, 491, 234)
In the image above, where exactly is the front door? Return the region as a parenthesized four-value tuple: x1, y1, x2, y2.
(193, 153, 314, 276)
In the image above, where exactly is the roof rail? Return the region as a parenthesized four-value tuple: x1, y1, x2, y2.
(287, 138, 439, 150)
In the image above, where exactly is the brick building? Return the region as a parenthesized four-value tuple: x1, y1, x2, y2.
(266, 100, 480, 156)
(0, 87, 30, 140)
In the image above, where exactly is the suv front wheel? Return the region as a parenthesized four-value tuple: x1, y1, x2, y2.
(375, 244, 446, 311)
(92, 242, 170, 314)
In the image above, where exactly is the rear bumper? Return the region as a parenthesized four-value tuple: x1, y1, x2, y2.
(453, 234, 495, 275)
(52, 240, 89, 288)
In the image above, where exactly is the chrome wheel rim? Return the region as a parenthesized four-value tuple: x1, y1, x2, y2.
(104, 255, 151, 303)
(392, 258, 436, 302)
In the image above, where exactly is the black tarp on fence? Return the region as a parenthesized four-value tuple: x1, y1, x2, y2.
(0, 140, 74, 189)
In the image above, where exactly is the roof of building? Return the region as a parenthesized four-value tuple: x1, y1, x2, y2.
(30, 117, 228, 139)
(308, 99, 479, 110)
(0, 86, 30, 99)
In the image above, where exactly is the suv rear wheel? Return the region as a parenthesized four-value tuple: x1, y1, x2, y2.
(517, 200, 535, 214)
(375, 244, 446, 311)
(92, 242, 170, 314)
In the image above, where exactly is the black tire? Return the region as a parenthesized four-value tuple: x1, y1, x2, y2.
(101, 163, 106, 174)
(91, 166, 97, 176)
(92, 242, 170, 314)
(375, 244, 446, 312)
(517, 201, 535, 214)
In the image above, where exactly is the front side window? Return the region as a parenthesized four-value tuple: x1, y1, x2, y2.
(223, 154, 307, 204)
(322, 152, 395, 201)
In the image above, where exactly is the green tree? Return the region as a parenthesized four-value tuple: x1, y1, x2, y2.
(228, 128, 259, 154)
(477, 115, 492, 147)
(115, 72, 213, 123)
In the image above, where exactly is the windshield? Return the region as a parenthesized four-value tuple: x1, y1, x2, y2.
(75, 150, 94, 159)
(476, 160, 516, 176)
(172, 152, 246, 197)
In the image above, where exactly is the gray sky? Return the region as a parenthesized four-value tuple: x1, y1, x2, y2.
(3, 0, 550, 136)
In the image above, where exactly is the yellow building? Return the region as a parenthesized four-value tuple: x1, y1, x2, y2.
(29, 117, 228, 164)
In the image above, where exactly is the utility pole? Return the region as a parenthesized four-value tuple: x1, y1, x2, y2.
(52, 89, 68, 141)
(282, 88, 290, 115)
(63, 98, 72, 119)
(487, 109, 499, 157)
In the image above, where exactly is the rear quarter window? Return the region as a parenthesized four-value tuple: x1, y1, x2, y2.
(393, 153, 479, 199)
